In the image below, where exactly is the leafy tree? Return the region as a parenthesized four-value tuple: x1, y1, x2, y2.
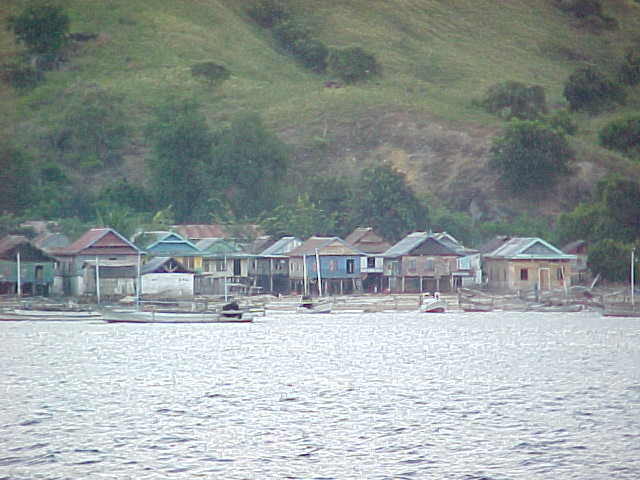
(7, 3, 69, 55)
(599, 115, 640, 155)
(563, 67, 626, 113)
(618, 50, 640, 86)
(479, 81, 547, 120)
(0, 141, 33, 215)
(489, 119, 572, 192)
(328, 47, 380, 84)
(100, 179, 154, 213)
(0, 61, 44, 90)
(353, 165, 428, 241)
(190, 62, 230, 88)
(53, 89, 130, 169)
(544, 109, 577, 135)
(587, 238, 632, 282)
(213, 114, 289, 219)
(0, 213, 24, 237)
(600, 177, 640, 241)
(308, 176, 355, 237)
(557, 0, 603, 18)
(247, 0, 290, 28)
(144, 99, 213, 222)
(95, 204, 142, 239)
(262, 194, 338, 238)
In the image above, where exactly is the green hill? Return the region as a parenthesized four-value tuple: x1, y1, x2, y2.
(2, 0, 640, 221)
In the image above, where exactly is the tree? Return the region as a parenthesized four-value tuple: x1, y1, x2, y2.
(53, 89, 130, 169)
(599, 115, 640, 155)
(479, 81, 547, 120)
(489, 119, 572, 192)
(213, 114, 289, 219)
(353, 165, 428, 241)
(7, 3, 69, 55)
(619, 50, 640, 86)
(144, 99, 213, 222)
(563, 67, 626, 113)
(190, 62, 230, 88)
(262, 194, 338, 238)
(587, 239, 632, 282)
(600, 177, 640, 241)
(247, 0, 290, 28)
(0, 141, 33, 215)
(328, 47, 380, 84)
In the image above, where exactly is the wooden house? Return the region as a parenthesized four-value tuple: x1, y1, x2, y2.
(256, 236, 302, 294)
(51, 228, 142, 297)
(382, 232, 468, 293)
(563, 240, 590, 284)
(140, 257, 194, 297)
(345, 227, 390, 293)
(483, 237, 575, 292)
(134, 231, 203, 271)
(0, 235, 56, 296)
(194, 238, 256, 296)
(287, 236, 364, 295)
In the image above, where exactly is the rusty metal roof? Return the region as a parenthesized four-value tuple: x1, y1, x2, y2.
(53, 228, 140, 255)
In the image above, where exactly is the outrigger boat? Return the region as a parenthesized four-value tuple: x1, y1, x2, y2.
(296, 296, 333, 314)
(0, 304, 103, 321)
(419, 293, 447, 313)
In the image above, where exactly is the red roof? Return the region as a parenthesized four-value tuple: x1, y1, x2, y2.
(52, 228, 139, 256)
(0, 235, 28, 257)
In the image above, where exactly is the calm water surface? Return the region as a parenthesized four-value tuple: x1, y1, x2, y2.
(1, 311, 639, 479)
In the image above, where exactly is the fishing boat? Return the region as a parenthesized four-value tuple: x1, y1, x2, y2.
(103, 310, 253, 324)
(0, 304, 103, 321)
(419, 293, 447, 313)
(296, 296, 333, 314)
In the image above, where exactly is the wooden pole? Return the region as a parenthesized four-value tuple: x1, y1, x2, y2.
(315, 249, 323, 297)
(95, 256, 101, 304)
(16, 252, 21, 297)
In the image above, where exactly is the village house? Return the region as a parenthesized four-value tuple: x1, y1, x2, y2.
(482, 236, 575, 292)
(51, 228, 142, 297)
(256, 236, 302, 295)
(345, 227, 391, 293)
(382, 232, 470, 293)
(287, 236, 364, 295)
(134, 230, 203, 273)
(563, 239, 590, 284)
(140, 256, 195, 298)
(0, 235, 57, 296)
(194, 237, 256, 296)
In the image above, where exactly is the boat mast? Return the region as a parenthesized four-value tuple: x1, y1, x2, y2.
(16, 252, 21, 297)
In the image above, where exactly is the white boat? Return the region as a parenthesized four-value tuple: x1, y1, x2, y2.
(296, 296, 333, 314)
(419, 294, 447, 313)
(103, 310, 253, 324)
(0, 306, 103, 321)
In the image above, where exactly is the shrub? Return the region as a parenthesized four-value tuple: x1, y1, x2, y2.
(0, 61, 44, 90)
(557, 0, 603, 18)
(563, 67, 626, 113)
(247, 0, 290, 29)
(7, 4, 69, 55)
(291, 37, 328, 72)
(544, 109, 578, 135)
(272, 20, 310, 51)
(489, 120, 573, 192)
(599, 116, 640, 154)
(190, 62, 230, 87)
(618, 51, 640, 86)
(328, 47, 380, 84)
(588, 238, 632, 282)
(480, 81, 547, 120)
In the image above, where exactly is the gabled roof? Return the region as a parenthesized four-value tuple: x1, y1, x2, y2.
(137, 231, 200, 255)
(485, 237, 575, 260)
(288, 236, 364, 257)
(141, 256, 193, 274)
(479, 235, 511, 254)
(563, 239, 587, 254)
(53, 228, 141, 255)
(0, 235, 56, 262)
(383, 232, 465, 258)
(173, 224, 263, 241)
(261, 236, 302, 256)
(196, 238, 243, 256)
(345, 227, 391, 254)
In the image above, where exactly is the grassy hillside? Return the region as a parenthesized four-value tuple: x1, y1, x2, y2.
(2, 0, 640, 217)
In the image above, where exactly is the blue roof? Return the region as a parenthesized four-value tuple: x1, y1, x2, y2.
(261, 236, 301, 256)
(485, 237, 576, 260)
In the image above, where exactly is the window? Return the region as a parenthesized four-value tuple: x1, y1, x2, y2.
(346, 259, 355, 273)
(216, 260, 226, 272)
(557, 268, 564, 280)
(425, 259, 434, 272)
(520, 268, 528, 281)
(367, 257, 376, 269)
(184, 257, 194, 269)
(408, 259, 417, 273)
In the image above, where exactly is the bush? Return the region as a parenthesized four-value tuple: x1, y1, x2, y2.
(563, 67, 626, 113)
(599, 115, 640, 154)
(247, 0, 290, 29)
(619, 51, 640, 86)
(272, 20, 310, 51)
(557, 0, 603, 18)
(588, 238, 632, 282)
(489, 120, 573, 192)
(0, 61, 44, 90)
(544, 109, 578, 135)
(480, 81, 547, 120)
(190, 62, 230, 87)
(272, 20, 328, 72)
(328, 47, 380, 84)
(7, 4, 69, 55)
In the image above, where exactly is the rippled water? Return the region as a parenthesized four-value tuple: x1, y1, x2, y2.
(1, 311, 639, 479)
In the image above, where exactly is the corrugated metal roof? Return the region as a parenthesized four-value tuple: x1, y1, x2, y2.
(196, 238, 242, 255)
(288, 236, 363, 256)
(53, 228, 140, 255)
(141, 256, 193, 274)
(261, 236, 301, 256)
(345, 227, 391, 254)
(382, 232, 429, 257)
(0, 235, 28, 257)
(485, 237, 575, 260)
